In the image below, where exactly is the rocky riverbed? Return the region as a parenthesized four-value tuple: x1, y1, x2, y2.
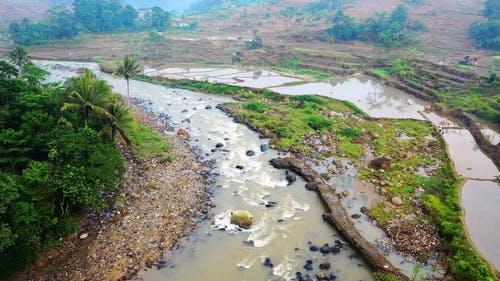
(10, 100, 212, 281)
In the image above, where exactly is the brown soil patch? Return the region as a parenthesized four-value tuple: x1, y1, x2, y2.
(385, 220, 445, 259)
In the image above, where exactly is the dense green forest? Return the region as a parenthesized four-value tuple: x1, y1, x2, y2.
(469, 0, 500, 50)
(0, 58, 128, 277)
(324, 4, 426, 48)
(8, 0, 171, 45)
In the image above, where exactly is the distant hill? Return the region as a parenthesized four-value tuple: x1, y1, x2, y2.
(0, 0, 71, 31)
(121, 0, 199, 12)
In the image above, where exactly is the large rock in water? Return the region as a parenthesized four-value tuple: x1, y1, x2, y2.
(177, 128, 189, 139)
(368, 156, 391, 170)
(230, 210, 253, 228)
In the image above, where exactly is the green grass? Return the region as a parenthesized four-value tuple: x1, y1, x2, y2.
(127, 122, 172, 159)
(452, 64, 472, 72)
(494, 56, 500, 67)
(371, 69, 389, 78)
(270, 65, 332, 79)
(437, 77, 500, 124)
(292, 47, 355, 58)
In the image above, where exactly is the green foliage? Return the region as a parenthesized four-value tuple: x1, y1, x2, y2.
(0, 60, 127, 278)
(8, 46, 28, 70)
(369, 203, 394, 226)
(371, 69, 388, 78)
(338, 143, 362, 158)
(293, 95, 326, 105)
(469, 20, 500, 50)
(62, 69, 116, 128)
(242, 101, 271, 113)
(482, 0, 500, 20)
(326, 10, 360, 40)
(140, 6, 172, 32)
(244, 29, 263, 50)
(422, 173, 495, 280)
(115, 54, 141, 105)
(8, 1, 170, 45)
(390, 49, 423, 79)
(325, 5, 425, 48)
(306, 116, 333, 130)
(271, 56, 333, 79)
(342, 100, 366, 116)
(127, 123, 172, 159)
(270, 66, 332, 79)
(373, 272, 401, 281)
(437, 76, 500, 123)
(338, 126, 361, 138)
(468, 0, 500, 50)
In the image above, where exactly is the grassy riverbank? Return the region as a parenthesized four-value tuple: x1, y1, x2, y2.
(134, 75, 497, 280)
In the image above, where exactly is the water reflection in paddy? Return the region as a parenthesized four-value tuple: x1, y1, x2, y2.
(271, 77, 428, 120)
(462, 180, 500, 270)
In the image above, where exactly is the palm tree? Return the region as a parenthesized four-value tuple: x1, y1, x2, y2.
(8, 45, 28, 71)
(106, 103, 133, 147)
(61, 69, 115, 127)
(115, 55, 140, 106)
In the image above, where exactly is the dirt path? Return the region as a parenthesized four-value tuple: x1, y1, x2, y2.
(10, 101, 212, 281)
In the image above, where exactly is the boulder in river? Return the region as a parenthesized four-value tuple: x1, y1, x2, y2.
(245, 150, 256, 157)
(305, 182, 317, 191)
(230, 210, 253, 228)
(303, 261, 313, 271)
(177, 128, 189, 139)
(319, 262, 331, 270)
(320, 243, 340, 254)
(368, 156, 391, 170)
(265, 201, 277, 208)
(263, 257, 273, 268)
(351, 213, 362, 219)
(260, 144, 269, 152)
(285, 170, 297, 185)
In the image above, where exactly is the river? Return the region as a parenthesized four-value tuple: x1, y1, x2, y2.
(36, 61, 499, 278)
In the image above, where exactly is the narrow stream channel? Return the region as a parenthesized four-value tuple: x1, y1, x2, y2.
(36, 61, 499, 278)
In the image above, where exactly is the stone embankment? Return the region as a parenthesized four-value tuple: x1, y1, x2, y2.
(269, 157, 410, 280)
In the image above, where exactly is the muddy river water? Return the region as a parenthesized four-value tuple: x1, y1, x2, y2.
(36, 61, 499, 278)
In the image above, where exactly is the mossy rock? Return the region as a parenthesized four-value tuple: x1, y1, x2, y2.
(230, 210, 253, 228)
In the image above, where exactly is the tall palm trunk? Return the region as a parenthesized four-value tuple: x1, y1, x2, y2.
(126, 78, 130, 106)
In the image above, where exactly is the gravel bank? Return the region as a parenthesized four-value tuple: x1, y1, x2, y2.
(11, 100, 212, 281)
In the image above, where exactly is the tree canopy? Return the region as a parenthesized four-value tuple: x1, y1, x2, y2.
(0, 60, 126, 278)
(324, 4, 426, 48)
(468, 0, 500, 50)
(8, 0, 170, 45)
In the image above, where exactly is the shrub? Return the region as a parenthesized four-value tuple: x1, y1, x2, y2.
(338, 126, 361, 138)
(305, 116, 333, 130)
(242, 101, 270, 113)
(293, 95, 326, 104)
